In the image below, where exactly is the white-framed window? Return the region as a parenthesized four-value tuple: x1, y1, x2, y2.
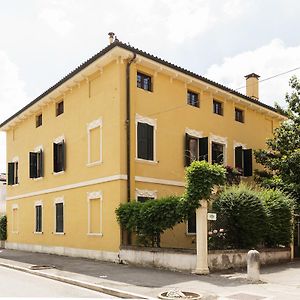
(234, 141, 253, 177)
(87, 118, 103, 166)
(209, 134, 227, 165)
(135, 188, 157, 202)
(8, 156, 19, 186)
(87, 191, 103, 236)
(34, 201, 43, 234)
(135, 114, 157, 162)
(29, 145, 44, 179)
(12, 204, 19, 233)
(53, 136, 66, 174)
(54, 197, 64, 234)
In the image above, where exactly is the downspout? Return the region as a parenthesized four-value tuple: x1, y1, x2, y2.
(126, 53, 136, 202)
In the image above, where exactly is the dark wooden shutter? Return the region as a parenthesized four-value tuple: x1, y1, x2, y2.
(7, 162, 15, 185)
(188, 211, 196, 234)
(56, 203, 64, 233)
(199, 137, 208, 161)
(29, 152, 37, 178)
(38, 150, 44, 177)
(35, 205, 42, 232)
(137, 123, 148, 160)
(147, 125, 154, 160)
(235, 146, 243, 170)
(184, 134, 191, 167)
(243, 149, 253, 177)
(53, 143, 58, 172)
(61, 141, 66, 171)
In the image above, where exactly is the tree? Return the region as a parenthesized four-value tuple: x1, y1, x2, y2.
(254, 76, 300, 204)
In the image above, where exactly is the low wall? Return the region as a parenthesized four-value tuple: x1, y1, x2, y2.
(120, 246, 291, 272)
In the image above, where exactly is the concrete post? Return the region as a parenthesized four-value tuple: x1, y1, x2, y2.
(247, 250, 260, 282)
(194, 199, 209, 275)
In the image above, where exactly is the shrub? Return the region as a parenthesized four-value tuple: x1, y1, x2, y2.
(213, 184, 267, 249)
(261, 189, 294, 247)
(0, 215, 7, 241)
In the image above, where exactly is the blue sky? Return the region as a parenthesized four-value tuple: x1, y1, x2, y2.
(1, 0, 300, 172)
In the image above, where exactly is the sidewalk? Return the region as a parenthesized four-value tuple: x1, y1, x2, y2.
(0, 249, 299, 299)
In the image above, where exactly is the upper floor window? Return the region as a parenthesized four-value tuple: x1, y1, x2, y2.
(53, 140, 66, 173)
(187, 91, 199, 108)
(8, 161, 19, 185)
(235, 146, 253, 177)
(137, 122, 154, 161)
(36, 114, 42, 127)
(235, 108, 244, 123)
(184, 134, 208, 167)
(213, 100, 223, 116)
(211, 142, 224, 164)
(29, 149, 43, 179)
(56, 101, 64, 117)
(137, 72, 152, 92)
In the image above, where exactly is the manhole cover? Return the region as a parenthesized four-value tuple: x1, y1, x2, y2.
(158, 290, 202, 299)
(227, 293, 266, 300)
(30, 265, 56, 270)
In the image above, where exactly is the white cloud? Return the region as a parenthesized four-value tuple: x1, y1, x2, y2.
(0, 50, 28, 172)
(205, 39, 300, 106)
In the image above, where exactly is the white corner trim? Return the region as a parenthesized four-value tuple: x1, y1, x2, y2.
(135, 188, 157, 199)
(87, 118, 103, 131)
(135, 176, 185, 187)
(135, 114, 157, 127)
(53, 135, 65, 144)
(185, 128, 203, 138)
(87, 191, 102, 200)
(6, 174, 128, 201)
(233, 141, 246, 149)
(209, 133, 228, 146)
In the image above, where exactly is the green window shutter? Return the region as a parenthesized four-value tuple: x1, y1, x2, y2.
(199, 137, 208, 162)
(7, 162, 15, 185)
(235, 146, 243, 170)
(29, 152, 37, 178)
(243, 149, 253, 177)
(184, 134, 191, 167)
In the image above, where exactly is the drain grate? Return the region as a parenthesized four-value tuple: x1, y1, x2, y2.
(30, 265, 56, 270)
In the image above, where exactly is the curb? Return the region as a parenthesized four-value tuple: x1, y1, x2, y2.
(0, 262, 153, 299)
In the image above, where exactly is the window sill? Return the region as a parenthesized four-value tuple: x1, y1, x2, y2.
(33, 177, 43, 181)
(53, 171, 65, 176)
(135, 158, 158, 165)
(87, 233, 103, 237)
(34, 231, 43, 235)
(86, 161, 102, 167)
(11, 183, 19, 187)
(54, 232, 65, 235)
(186, 232, 196, 236)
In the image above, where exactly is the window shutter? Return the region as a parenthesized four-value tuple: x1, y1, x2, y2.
(7, 162, 15, 185)
(184, 134, 191, 167)
(56, 203, 64, 233)
(62, 141, 66, 171)
(29, 152, 37, 178)
(235, 146, 243, 170)
(243, 149, 253, 177)
(137, 123, 148, 159)
(199, 137, 208, 161)
(39, 150, 44, 177)
(53, 143, 58, 172)
(147, 124, 154, 160)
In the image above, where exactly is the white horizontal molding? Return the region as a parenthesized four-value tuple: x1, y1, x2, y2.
(210, 133, 228, 146)
(135, 176, 185, 187)
(185, 128, 203, 138)
(233, 141, 247, 149)
(135, 114, 157, 128)
(7, 174, 127, 201)
(87, 118, 102, 131)
(135, 188, 157, 199)
(87, 191, 102, 200)
(53, 135, 65, 144)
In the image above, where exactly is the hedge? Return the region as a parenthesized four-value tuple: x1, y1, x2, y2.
(0, 215, 7, 241)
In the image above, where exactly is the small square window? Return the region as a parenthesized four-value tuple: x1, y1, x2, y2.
(213, 100, 223, 116)
(235, 108, 244, 123)
(137, 72, 152, 91)
(36, 114, 42, 127)
(187, 91, 199, 107)
(56, 101, 64, 116)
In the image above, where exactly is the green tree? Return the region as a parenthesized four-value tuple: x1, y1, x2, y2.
(254, 76, 300, 204)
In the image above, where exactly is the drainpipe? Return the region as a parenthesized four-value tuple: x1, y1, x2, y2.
(126, 53, 136, 202)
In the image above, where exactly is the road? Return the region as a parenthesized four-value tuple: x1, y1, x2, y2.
(0, 266, 116, 298)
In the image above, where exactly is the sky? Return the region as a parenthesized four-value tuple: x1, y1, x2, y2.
(1, 0, 300, 173)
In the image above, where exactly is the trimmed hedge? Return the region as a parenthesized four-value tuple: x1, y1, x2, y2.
(0, 215, 7, 241)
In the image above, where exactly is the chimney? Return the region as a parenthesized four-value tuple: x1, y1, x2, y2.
(245, 73, 260, 100)
(108, 32, 115, 44)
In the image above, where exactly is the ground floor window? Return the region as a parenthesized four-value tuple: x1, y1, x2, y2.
(211, 142, 224, 164)
(55, 201, 64, 233)
(35, 204, 42, 233)
(187, 211, 196, 234)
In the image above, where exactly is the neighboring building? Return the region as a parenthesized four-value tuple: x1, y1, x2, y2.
(0, 37, 285, 260)
(0, 173, 6, 216)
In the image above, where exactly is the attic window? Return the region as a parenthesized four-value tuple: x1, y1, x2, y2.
(36, 114, 42, 128)
(56, 101, 64, 117)
(137, 72, 152, 91)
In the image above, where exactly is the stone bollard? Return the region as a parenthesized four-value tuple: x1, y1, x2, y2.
(247, 250, 260, 282)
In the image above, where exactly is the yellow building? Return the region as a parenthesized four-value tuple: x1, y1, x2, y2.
(0, 37, 285, 261)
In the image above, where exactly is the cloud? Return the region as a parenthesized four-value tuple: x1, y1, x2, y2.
(0, 50, 28, 172)
(205, 39, 300, 106)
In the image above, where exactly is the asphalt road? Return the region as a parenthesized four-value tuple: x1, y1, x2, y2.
(0, 266, 116, 298)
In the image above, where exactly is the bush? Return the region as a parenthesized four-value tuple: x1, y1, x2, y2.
(213, 184, 267, 249)
(0, 215, 7, 241)
(261, 189, 294, 247)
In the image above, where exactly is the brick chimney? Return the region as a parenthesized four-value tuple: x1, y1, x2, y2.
(245, 73, 260, 100)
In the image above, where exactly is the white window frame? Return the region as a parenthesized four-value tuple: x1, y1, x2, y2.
(34, 200, 43, 234)
(135, 188, 157, 201)
(135, 114, 157, 163)
(54, 197, 65, 235)
(185, 128, 203, 162)
(87, 191, 103, 236)
(10, 156, 19, 186)
(12, 203, 19, 234)
(87, 118, 103, 167)
(209, 134, 227, 165)
(32, 145, 44, 181)
(53, 135, 65, 175)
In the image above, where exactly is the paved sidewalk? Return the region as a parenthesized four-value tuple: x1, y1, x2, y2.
(0, 249, 300, 299)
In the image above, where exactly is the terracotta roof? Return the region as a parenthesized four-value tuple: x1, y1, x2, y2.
(0, 41, 284, 128)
